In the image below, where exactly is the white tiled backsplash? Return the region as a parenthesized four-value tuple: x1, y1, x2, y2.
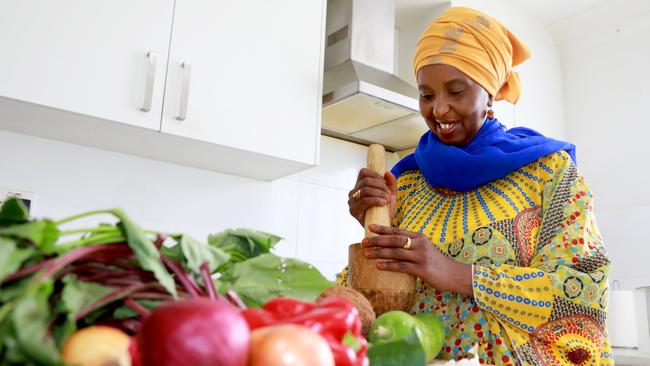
(0, 130, 399, 280)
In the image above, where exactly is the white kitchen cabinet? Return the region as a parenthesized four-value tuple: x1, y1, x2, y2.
(0, 0, 325, 180)
(162, 0, 324, 164)
(0, 0, 174, 130)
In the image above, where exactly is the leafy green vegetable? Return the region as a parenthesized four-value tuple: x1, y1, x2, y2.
(208, 228, 281, 264)
(368, 329, 426, 366)
(179, 234, 230, 275)
(0, 197, 29, 227)
(113, 208, 177, 298)
(11, 280, 61, 366)
(219, 254, 332, 307)
(2, 334, 38, 365)
(58, 275, 114, 340)
(0, 220, 59, 253)
(0, 238, 34, 284)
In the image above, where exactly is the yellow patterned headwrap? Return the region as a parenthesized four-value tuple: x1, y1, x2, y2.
(413, 7, 531, 104)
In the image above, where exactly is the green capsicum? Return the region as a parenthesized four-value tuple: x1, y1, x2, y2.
(369, 310, 444, 362)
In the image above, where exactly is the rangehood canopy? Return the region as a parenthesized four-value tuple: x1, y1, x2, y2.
(321, 0, 427, 152)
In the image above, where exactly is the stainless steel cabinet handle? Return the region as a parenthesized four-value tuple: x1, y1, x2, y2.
(176, 62, 192, 121)
(140, 52, 158, 112)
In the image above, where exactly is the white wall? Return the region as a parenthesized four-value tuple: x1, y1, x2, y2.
(396, 0, 566, 138)
(549, 0, 650, 291)
(0, 131, 398, 280)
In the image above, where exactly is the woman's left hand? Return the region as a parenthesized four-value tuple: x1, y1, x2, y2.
(363, 224, 473, 297)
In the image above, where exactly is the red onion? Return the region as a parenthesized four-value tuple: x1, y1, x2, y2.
(134, 298, 250, 366)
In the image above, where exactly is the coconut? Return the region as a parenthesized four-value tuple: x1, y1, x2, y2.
(317, 285, 376, 336)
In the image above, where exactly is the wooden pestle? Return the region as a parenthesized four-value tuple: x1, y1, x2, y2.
(363, 144, 392, 238)
(348, 144, 416, 316)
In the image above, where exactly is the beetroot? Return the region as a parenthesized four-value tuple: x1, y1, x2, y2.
(135, 299, 250, 366)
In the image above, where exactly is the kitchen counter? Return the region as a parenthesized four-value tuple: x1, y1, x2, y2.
(614, 348, 650, 366)
(424, 348, 650, 366)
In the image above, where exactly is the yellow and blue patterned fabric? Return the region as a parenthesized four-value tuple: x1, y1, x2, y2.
(339, 151, 612, 365)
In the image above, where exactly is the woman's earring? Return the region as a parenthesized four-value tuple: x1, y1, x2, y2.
(487, 106, 495, 120)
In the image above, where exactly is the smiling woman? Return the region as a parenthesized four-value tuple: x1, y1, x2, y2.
(340, 6, 612, 366)
(417, 64, 490, 147)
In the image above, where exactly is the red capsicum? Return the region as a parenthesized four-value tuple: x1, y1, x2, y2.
(242, 297, 369, 366)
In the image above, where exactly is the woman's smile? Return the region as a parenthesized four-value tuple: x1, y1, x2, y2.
(436, 120, 460, 138)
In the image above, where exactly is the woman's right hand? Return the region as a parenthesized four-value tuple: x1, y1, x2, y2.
(348, 168, 397, 226)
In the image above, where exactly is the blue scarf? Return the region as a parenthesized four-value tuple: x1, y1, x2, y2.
(391, 118, 576, 192)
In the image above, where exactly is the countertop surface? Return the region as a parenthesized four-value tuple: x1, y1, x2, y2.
(424, 348, 650, 365)
(614, 347, 650, 366)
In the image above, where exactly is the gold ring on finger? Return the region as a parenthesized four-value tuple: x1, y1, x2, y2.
(352, 189, 361, 200)
(403, 237, 412, 250)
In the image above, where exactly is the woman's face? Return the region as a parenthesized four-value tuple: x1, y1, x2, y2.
(417, 64, 492, 146)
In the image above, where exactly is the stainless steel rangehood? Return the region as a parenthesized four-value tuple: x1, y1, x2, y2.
(322, 0, 427, 152)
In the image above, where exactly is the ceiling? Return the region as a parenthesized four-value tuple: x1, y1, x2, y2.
(395, 0, 609, 25)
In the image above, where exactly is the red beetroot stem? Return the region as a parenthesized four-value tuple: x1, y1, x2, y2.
(83, 260, 135, 270)
(124, 297, 152, 318)
(226, 290, 247, 310)
(200, 262, 220, 300)
(3, 258, 55, 283)
(59, 264, 110, 278)
(76, 282, 161, 321)
(75, 268, 156, 284)
(41, 243, 131, 279)
(130, 292, 176, 301)
(119, 318, 143, 334)
(3, 243, 131, 284)
(160, 254, 202, 299)
(184, 272, 203, 296)
(153, 234, 166, 248)
(73, 252, 136, 266)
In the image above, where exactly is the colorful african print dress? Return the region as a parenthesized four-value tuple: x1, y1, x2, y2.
(339, 151, 612, 365)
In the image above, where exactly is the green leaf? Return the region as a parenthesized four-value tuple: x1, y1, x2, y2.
(0, 197, 29, 227)
(159, 242, 184, 262)
(0, 304, 18, 357)
(11, 280, 61, 366)
(368, 329, 426, 366)
(0, 220, 60, 253)
(55, 275, 114, 344)
(0, 302, 15, 359)
(112, 208, 177, 298)
(0, 277, 32, 303)
(0, 303, 12, 325)
(61, 275, 114, 320)
(79, 305, 113, 325)
(2, 333, 35, 365)
(180, 234, 230, 275)
(208, 228, 282, 263)
(0, 238, 34, 284)
(219, 254, 332, 308)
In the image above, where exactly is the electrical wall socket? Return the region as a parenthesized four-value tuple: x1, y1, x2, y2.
(0, 188, 36, 214)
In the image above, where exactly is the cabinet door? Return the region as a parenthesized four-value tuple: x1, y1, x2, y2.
(161, 0, 325, 164)
(0, 0, 174, 130)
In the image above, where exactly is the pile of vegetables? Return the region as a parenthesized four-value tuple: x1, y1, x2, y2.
(0, 198, 334, 365)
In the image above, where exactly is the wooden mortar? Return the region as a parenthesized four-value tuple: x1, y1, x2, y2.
(348, 144, 416, 316)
